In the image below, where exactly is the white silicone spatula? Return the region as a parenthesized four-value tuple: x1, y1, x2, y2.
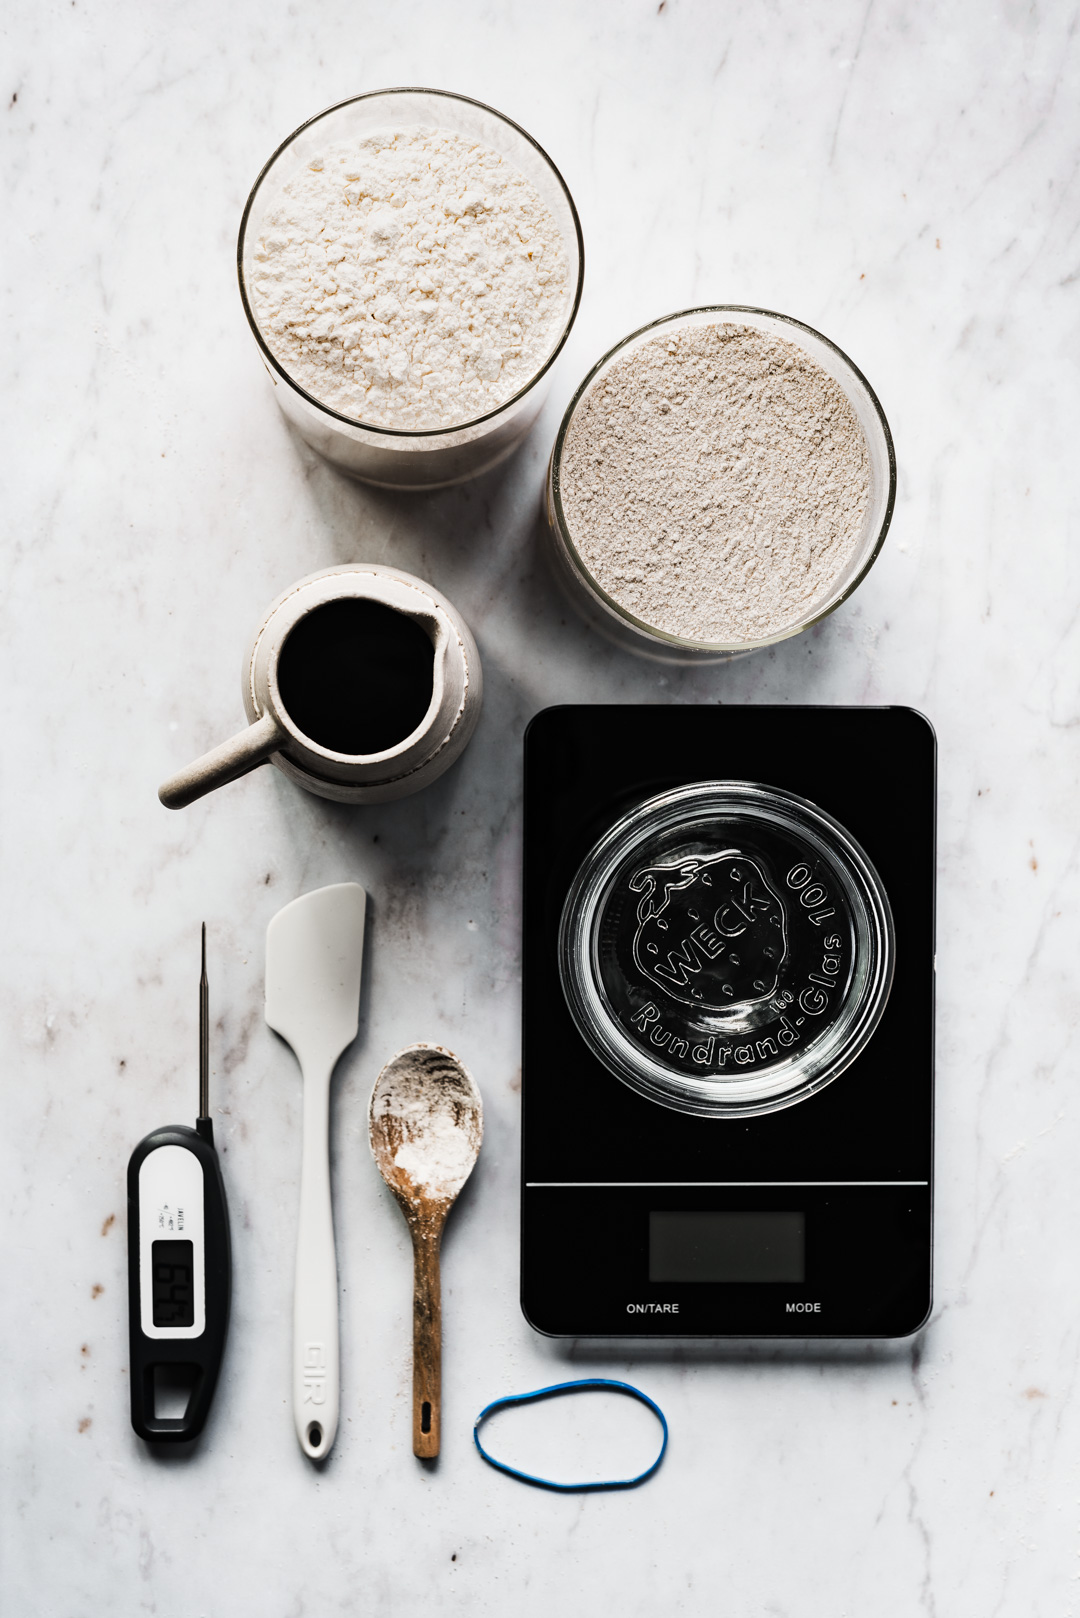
(265, 882, 366, 1460)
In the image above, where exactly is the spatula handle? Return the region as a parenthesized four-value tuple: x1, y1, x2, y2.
(294, 1074, 339, 1460)
(411, 1226, 443, 1458)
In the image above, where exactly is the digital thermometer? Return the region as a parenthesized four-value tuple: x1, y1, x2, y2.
(127, 927, 231, 1441)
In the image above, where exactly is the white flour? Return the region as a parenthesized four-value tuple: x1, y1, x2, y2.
(247, 128, 570, 430)
(370, 1045, 482, 1198)
(558, 323, 872, 644)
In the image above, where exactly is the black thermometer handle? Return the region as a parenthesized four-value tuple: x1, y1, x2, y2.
(127, 1122, 231, 1443)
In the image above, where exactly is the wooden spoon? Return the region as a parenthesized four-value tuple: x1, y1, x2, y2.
(368, 1043, 483, 1459)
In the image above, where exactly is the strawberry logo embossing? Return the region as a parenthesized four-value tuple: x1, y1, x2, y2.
(629, 851, 788, 1011)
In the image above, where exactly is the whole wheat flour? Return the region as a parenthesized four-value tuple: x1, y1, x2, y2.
(247, 128, 570, 430)
(558, 323, 872, 644)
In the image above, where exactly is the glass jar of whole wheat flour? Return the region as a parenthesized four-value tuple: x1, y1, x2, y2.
(546, 307, 895, 662)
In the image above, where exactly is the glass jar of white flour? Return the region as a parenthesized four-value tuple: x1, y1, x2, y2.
(239, 89, 584, 490)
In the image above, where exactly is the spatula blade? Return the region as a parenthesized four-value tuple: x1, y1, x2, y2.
(265, 883, 367, 1065)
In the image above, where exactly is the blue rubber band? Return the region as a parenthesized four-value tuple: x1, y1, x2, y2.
(473, 1377, 669, 1492)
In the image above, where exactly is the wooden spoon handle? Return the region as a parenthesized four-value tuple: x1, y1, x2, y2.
(411, 1226, 442, 1458)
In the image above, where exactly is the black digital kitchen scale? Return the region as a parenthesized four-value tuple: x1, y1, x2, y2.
(521, 705, 935, 1338)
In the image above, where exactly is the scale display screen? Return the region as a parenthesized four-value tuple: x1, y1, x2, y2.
(151, 1239, 195, 1327)
(649, 1211, 805, 1283)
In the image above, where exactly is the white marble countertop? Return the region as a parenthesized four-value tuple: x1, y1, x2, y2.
(4, 1, 1078, 1612)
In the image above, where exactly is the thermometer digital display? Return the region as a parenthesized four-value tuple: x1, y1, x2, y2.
(151, 1241, 195, 1328)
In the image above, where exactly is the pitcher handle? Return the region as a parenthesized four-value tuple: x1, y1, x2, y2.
(158, 711, 283, 809)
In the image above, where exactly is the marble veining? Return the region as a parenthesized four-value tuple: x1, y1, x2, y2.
(2, 0, 1078, 1613)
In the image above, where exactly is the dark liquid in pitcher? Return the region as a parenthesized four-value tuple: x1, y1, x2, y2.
(277, 599, 435, 756)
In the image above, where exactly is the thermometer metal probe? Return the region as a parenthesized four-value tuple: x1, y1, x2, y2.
(127, 926, 232, 1442)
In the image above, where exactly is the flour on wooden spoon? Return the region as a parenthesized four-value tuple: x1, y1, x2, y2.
(369, 1044, 482, 1200)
